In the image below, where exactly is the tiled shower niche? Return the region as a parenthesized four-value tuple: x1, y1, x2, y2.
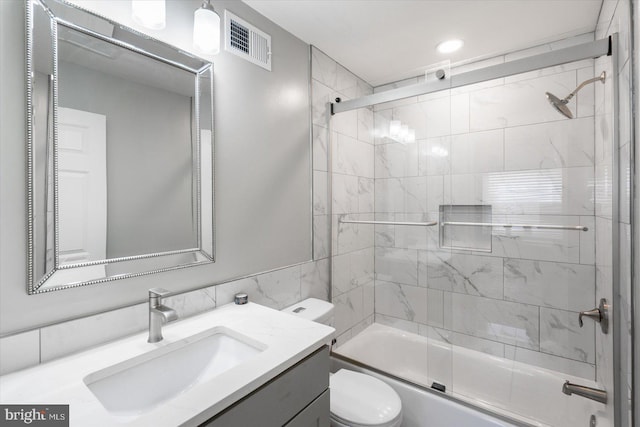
(439, 205, 492, 251)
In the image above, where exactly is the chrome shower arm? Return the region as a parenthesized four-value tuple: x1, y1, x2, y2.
(564, 71, 606, 101)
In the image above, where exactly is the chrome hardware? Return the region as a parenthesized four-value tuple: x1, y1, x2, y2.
(442, 221, 588, 231)
(590, 415, 596, 427)
(562, 381, 607, 404)
(578, 298, 609, 334)
(148, 288, 178, 343)
(339, 219, 438, 227)
(234, 293, 248, 305)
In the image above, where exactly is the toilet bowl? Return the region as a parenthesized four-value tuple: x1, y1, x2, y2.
(282, 298, 403, 427)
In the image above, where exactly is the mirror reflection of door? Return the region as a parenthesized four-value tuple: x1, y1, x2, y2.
(57, 107, 107, 266)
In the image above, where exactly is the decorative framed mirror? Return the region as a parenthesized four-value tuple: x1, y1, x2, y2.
(26, 0, 215, 294)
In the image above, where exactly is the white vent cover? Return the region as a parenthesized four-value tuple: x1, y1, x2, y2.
(224, 11, 271, 71)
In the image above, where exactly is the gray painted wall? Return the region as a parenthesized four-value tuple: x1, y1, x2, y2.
(0, 0, 311, 334)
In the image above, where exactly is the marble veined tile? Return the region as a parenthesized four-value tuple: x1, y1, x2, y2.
(164, 287, 216, 318)
(540, 307, 595, 364)
(301, 258, 330, 301)
(375, 280, 427, 324)
(375, 247, 419, 285)
(311, 47, 337, 88)
(504, 118, 595, 170)
(426, 251, 503, 298)
(504, 259, 595, 312)
(333, 286, 364, 336)
(332, 174, 358, 215)
(469, 71, 577, 131)
(491, 214, 581, 263)
(333, 133, 374, 178)
(312, 124, 328, 172)
(311, 80, 335, 128)
(451, 129, 504, 174)
(313, 214, 330, 259)
(375, 142, 418, 179)
(451, 293, 540, 350)
(313, 170, 327, 215)
(418, 137, 451, 176)
(332, 248, 374, 296)
(358, 177, 374, 213)
(336, 64, 358, 99)
(357, 107, 374, 144)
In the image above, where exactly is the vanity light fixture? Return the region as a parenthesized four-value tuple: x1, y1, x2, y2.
(131, 0, 166, 30)
(193, 0, 221, 55)
(437, 39, 464, 54)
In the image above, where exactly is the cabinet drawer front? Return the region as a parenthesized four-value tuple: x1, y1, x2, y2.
(203, 346, 329, 427)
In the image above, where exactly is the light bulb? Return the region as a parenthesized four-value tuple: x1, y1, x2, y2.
(193, 2, 221, 55)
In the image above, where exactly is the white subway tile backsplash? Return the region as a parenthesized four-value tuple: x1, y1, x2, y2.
(0, 330, 40, 375)
(40, 303, 147, 362)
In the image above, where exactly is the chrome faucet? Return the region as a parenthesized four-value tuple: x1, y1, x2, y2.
(148, 288, 178, 343)
(562, 381, 607, 404)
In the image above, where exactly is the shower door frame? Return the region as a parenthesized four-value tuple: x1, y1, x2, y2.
(329, 35, 625, 426)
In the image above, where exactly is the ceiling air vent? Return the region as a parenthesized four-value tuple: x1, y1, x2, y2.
(224, 11, 271, 71)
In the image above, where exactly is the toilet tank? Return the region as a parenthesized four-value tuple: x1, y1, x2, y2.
(282, 298, 334, 326)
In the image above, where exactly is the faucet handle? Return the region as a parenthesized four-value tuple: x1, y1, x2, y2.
(578, 298, 609, 334)
(149, 288, 171, 298)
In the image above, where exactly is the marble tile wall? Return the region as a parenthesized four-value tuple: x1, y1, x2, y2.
(311, 46, 376, 346)
(371, 35, 603, 381)
(595, 1, 634, 426)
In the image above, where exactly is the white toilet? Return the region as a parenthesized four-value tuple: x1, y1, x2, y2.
(282, 298, 403, 427)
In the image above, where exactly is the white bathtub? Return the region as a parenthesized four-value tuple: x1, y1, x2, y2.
(332, 323, 608, 427)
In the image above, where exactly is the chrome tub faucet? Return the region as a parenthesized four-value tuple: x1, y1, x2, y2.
(562, 381, 607, 404)
(148, 288, 178, 343)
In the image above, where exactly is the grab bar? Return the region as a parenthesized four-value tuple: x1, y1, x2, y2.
(441, 222, 588, 232)
(339, 220, 438, 227)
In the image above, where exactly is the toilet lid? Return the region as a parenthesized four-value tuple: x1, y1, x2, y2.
(330, 369, 402, 426)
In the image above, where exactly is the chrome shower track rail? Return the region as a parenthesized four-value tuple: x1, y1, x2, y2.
(442, 222, 588, 231)
(339, 219, 438, 227)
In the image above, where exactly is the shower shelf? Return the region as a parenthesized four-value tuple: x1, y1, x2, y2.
(442, 222, 588, 232)
(339, 220, 438, 227)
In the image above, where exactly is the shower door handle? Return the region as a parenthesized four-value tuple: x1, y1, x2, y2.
(578, 298, 609, 334)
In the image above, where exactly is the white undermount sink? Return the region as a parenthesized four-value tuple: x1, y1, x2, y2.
(83, 326, 265, 419)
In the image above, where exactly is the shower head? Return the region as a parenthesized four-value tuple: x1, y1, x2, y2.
(545, 92, 573, 119)
(545, 71, 606, 119)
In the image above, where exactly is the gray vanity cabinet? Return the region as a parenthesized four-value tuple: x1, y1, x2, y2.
(201, 346, 330, 427)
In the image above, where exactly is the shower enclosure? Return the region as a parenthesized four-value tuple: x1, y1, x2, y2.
(322, 36, 620, 427)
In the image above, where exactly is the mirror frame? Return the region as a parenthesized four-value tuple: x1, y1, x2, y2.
(26, 0, 216, 294)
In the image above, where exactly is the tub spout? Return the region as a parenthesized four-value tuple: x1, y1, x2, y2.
(562, 381, 607, 404)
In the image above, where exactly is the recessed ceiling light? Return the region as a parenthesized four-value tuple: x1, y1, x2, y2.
(437, 39, 464, 54)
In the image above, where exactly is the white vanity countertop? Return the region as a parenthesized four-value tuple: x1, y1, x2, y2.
(0, 302, 335, 426)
